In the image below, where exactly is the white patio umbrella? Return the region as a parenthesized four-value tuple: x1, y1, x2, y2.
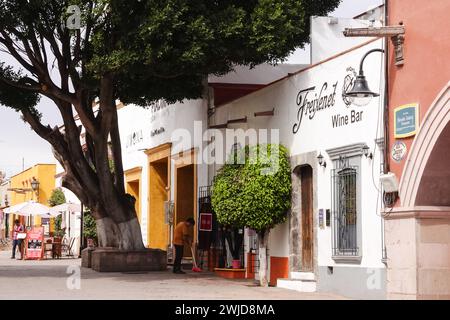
(49, 202, 81, 217)
(49, 202, 82, 239)
(3, 201, 51, 217)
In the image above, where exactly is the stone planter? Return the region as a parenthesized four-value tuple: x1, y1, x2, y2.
(81, 247, 97, 268)
(90, 248, 167, 272)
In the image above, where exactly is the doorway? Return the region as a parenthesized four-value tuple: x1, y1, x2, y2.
(127, 181, 140, 219)
(175, 164, 195, 257)
(300, 165, 314, 271)
(125, 167, 142, 222)
(148, 158, 169, 250)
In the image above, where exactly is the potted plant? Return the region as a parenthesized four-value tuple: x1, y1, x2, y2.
(83, 211, 97, 248)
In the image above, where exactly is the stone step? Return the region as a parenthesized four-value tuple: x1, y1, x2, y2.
(290, 271, 315, 281)
(277, 279, 317, 293)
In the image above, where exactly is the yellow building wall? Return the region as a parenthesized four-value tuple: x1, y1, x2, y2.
(8, 164, 56, 230)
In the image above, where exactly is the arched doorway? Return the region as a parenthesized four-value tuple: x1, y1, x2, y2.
(386, 82, 450, 299)
(292, 164, 315, 272)
(400, 82, 450, 207)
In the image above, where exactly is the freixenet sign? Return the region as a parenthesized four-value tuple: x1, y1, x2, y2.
(292, 82, 338, 134)
(292, 68, 364, 134)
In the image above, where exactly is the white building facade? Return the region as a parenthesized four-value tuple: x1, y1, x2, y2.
(209, 38, 386, 299)
(117, 64, 303, 258)
(118, 98, 209, 255)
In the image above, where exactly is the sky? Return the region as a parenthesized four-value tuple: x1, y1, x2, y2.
(0, 0, 383, 178)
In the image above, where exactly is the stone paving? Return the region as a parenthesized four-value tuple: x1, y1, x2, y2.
(0, 251, 346, 300)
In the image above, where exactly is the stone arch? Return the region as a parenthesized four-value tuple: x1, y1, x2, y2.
(400, 81, 450, 207)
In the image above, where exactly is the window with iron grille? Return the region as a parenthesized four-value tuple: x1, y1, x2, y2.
(331, 158, 359, 257)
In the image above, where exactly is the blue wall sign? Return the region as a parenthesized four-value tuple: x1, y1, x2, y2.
(394, 103, 419, 138)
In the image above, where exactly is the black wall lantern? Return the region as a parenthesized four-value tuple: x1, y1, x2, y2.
(317, 153, 327, 168)
(362, 145, 373, 160)
(30, 177, 40, 191)
(31, 177, 40, 201)
(344, 48, 385, 107)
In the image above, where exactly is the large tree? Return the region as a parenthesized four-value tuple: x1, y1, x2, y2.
(0, 0, 340, 250)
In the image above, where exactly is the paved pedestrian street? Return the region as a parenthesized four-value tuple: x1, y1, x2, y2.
(0, 251, 345, 300)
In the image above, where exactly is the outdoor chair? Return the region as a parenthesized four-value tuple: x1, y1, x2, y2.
(44, 239, 53, 259)
(61, 237, 76, 257)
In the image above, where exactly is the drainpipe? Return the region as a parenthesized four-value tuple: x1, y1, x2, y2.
(383, 0, 390, 174)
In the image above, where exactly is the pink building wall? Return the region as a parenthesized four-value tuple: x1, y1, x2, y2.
(385, 0, 450, 300)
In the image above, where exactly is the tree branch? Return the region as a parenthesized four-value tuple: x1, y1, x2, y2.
(21, 109, 53, 140)
(0, 75, 41, 92)
(110, 109, 125, 194)
(0, 32, 38, 76)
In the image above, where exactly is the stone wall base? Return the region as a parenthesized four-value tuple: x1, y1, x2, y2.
(89, 248, 167, 272)
(81, 247, 96, 268)
(384, 207, 450, 300)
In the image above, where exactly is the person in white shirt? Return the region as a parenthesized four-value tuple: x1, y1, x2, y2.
(11, 219, 24, 259)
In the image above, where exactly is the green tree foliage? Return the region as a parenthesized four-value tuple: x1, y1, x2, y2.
(83, 210, 98, 243)
(48, 188, 66, 237)
(48, 188, 67, 207)
(0, 0, 341, 109)
(212, 144, 291, 232)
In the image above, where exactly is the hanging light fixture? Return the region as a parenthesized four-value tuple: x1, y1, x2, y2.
(317, 153, 327, 168)
(30, 177, 40, 191)
(344, 48, 385, 107)
(362, 145, 373, 160)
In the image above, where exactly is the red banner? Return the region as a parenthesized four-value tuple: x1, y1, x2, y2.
(199, 213, 213, 232)
(26, 227, 44, 260)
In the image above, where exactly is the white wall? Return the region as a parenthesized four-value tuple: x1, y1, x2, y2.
(210, 39, 386, 270)
(118, 99, 208, 246)
(311, 16, 383, 64)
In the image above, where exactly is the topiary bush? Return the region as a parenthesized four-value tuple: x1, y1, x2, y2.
(212, 144, 291, 285)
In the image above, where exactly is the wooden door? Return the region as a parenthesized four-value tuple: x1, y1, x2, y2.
(300, 165, 313, 271)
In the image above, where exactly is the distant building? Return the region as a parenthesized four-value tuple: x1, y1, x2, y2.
(8, 164, 56, 234)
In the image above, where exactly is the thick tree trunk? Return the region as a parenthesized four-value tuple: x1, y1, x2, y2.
(96, 215, 144, 250)
(258, 230, 269, 287)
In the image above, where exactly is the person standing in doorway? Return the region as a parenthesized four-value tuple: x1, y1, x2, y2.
(172, 217, 195, 274)
(11, 219, 24, 259)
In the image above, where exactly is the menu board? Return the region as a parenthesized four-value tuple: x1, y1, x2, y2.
(26, 227, 44, 260)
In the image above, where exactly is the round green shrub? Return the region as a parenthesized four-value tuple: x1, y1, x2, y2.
(212, 144, 291, 232)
